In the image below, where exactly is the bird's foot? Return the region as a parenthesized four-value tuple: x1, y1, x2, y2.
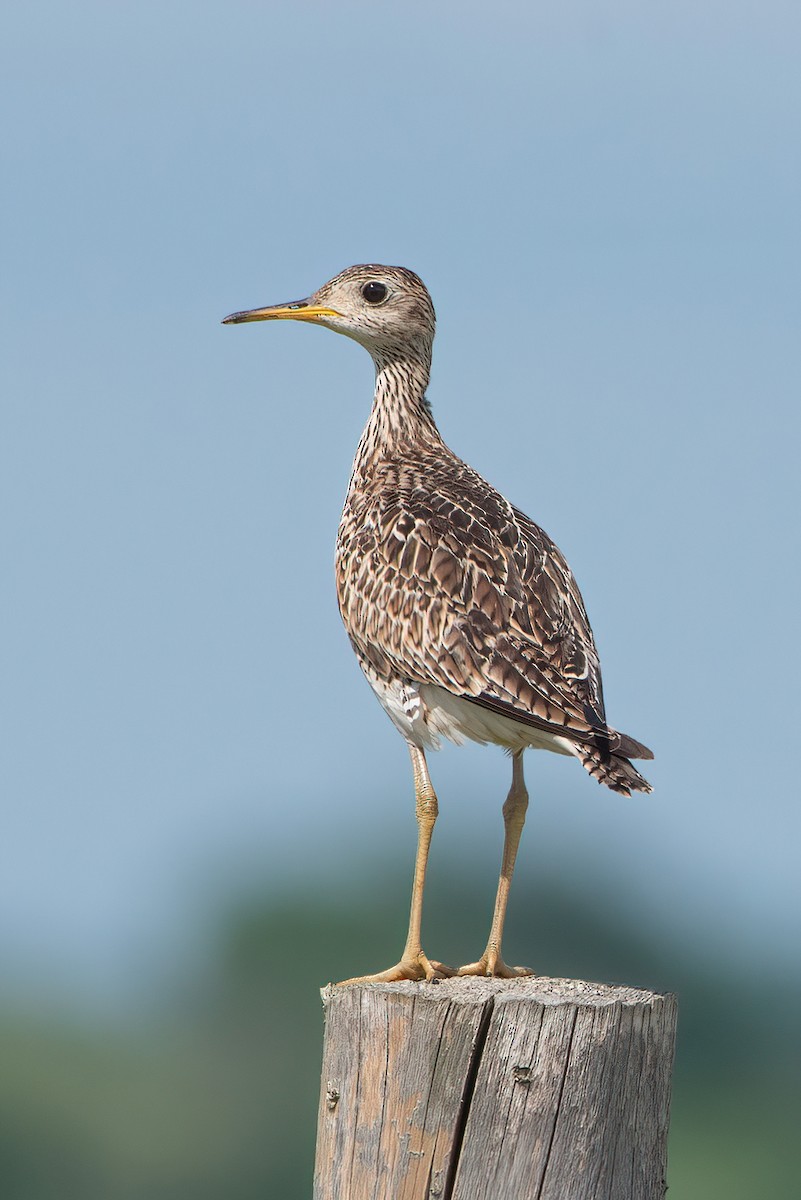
(456, 950, 533, 979)
(337, 951, 456, 986)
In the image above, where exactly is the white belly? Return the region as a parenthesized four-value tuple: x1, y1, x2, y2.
(360, 665, 575, 758)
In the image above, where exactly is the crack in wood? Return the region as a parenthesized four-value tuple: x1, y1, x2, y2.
(441, 996, 495, 1200)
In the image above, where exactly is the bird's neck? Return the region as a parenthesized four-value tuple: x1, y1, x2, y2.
(353, 353, 441, 472)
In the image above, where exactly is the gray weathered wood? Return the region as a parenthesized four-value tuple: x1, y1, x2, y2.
(313, 976, 676, 1200)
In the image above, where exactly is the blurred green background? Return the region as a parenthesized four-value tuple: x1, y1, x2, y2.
(2, 2, 800, 1196)
(1, 864, 798, 1198)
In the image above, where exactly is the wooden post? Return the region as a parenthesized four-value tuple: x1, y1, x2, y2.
(313, 976, 676, 1200)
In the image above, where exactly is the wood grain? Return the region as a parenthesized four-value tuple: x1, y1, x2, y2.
(313, 977, 676, 1200)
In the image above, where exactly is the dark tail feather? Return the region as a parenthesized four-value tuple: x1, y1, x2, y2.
(577, 744, 653, 796)
(614, 731, 654, 760)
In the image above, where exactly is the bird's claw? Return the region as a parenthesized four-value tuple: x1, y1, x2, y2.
(456, 951, 533, 979)
(336, 950, 455, 986)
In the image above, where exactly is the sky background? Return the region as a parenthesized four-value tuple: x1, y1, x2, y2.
(2, 1, 800, 1012)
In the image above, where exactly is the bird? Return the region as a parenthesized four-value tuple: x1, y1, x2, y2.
(223, 264, 653, 984)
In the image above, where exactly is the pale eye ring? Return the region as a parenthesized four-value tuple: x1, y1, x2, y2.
(361, 281, 388, 305)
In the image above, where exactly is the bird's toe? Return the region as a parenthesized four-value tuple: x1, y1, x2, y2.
(336, 950, 455, 986)
(456, 952, 533, 979)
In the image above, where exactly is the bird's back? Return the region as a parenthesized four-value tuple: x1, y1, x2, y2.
(336, 439, 652, 795)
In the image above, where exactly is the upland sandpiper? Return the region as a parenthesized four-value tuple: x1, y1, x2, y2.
(223, 265, 652, 984)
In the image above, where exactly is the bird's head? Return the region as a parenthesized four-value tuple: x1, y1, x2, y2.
(222, 264, 436, 365)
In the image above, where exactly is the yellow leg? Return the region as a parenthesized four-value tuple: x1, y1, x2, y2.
(338, 744, 454, 985)
(458, 751, 533, 978)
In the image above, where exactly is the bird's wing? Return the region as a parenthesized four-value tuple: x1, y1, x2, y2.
(337, 452, 631, 753)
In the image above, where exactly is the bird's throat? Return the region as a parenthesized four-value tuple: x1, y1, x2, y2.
(354, 356, 440, 470)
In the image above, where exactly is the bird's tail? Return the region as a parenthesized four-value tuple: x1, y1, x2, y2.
(575, 730, 654, 796)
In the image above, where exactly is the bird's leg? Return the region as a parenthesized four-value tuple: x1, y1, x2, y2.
(337, 744, 454, 985)
(458, 751, 533, 979)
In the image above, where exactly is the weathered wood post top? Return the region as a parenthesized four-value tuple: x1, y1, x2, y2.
(314, 975, 676, 1200)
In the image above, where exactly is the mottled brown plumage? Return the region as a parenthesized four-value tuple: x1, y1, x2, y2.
(224, 264, 652, 983)
(337, 440, 652, 793)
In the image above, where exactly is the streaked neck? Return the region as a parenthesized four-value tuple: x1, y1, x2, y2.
(354, 352, 441, 470)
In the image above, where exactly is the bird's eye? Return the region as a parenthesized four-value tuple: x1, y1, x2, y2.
(361, 281, 388, 305)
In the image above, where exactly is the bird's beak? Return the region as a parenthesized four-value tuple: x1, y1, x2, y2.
(221, 298, 342, 325)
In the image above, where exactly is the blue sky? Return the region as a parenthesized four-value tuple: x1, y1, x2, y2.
(2, 1, 799, 1008)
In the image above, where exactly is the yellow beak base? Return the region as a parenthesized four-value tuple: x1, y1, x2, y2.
(221, 301, 341, 325)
